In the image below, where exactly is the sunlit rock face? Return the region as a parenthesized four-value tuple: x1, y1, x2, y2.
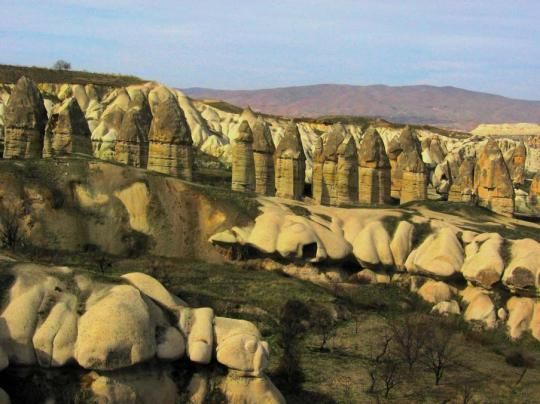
(312, 124, 358, 206)
(503, 140, 527, 186)
(357, 127, 391, 204)
(231, 120, 255, 192)
(43, 97, 92, 157)
(275, 121, 306, 200)
(474, 139, 514, 216)
(114, 97, 152, 168)
(147, 98, 193, 180)
(448, 156, 475, 202)
(251, 117, 276, 196)
(3, 76, 48, 159)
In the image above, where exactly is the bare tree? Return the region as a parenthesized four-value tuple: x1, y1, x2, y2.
(310, 304, 337, 351)
(364, 333, 401, 397)
(421, 327, 461, 385)
(0, 206, 23, 248)
(388, 314, 429, 371)
(53, 60, 71, 70)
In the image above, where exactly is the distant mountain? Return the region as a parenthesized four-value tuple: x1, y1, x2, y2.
(184, 84, 540, 131)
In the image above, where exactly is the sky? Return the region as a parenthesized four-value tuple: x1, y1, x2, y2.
(0, 0, 539, 100)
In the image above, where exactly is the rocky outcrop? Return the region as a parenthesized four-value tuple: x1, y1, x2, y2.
(91, 104, 124, 160)
(43, 97, 92, 157)
(275, 121, 305, 200)
(474, 139, 514, 216)
(358, 127, 391, 204)
(396, 127, 428, 203)
(252, 117, 276, 196)
(312, 124, 358, 206)
(0, 263, 275, 388)
(114, 97, 152, 168)
(3, 76, 47, 159)
(231, 120, 255, 192)
(503, 141, 527, 186)
(448, 156, 475, 202)
(147, 98, 193, 180)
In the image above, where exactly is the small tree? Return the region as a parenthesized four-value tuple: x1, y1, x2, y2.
(310, 304, 337, 351)
(53, 60, 71, 70)
(364, 333, 402, 398)
(0, 206, 23, 248)
(388, 314, 429, 371)
(421, 326, 461, 385)
(505, 351, 536, 386)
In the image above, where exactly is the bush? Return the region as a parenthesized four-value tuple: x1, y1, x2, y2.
(53, 60, 71, 70)
(0, 205, 23, 248)
(310, 304, 337, 351)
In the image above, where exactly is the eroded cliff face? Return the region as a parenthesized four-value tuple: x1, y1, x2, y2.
(0, 157, 248, 260)
(0, 80, 538, 218)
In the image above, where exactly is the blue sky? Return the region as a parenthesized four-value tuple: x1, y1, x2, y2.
(0, 0, 539, 100)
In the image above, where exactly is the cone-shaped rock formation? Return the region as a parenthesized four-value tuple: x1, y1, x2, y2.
(251, 117, 276, 196)
(231, 120, 255, 192)
(275, 121, 305, 200)
(448, 156, 475, 202)
(394, 127, 428, 203)
(147, 98, 193, 180)
(4, 76, 47, 159)
(504, 141, 527, 186)
(43, 97, 92, 157)
(114, 97, 152, 168)
(474, 139, 514, 216)
(358, 127, 391, 204)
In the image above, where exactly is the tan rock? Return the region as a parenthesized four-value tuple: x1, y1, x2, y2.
(358, 127, 391, 204)
(114, 97, 151, 167)
(179, 307, 214, 364)
(3, 76, 47, 159)
(220, 374, 286, 404)
(417, 280, 453, 304)
(503, 141, 527, 186)
(390, 221, 414, 270)
(530, 303, 540, 341)
(502, 238, 540, 293)
(74, 285, 156, 370)
(464, 293, 496, 328)
(474, 139, 514, 216)
(406, 227, 463, 278)
(275, 121, 305, 200)
(43, 97, 92, 157)
(461, 233, 504, 288)
(156, 327, 185, 360)
(231, 120, 255, 192)
(352, 221, 393, 266)
(121, 272, 187, 310)
(251, 117, 275, 196)
(506, 296, 534, 339)
(147, 98, 193, 180)
(214, 317, 269, 376)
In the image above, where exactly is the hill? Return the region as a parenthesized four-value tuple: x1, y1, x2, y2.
(0, 64, 146, 87)
(184, 84, 540, 131)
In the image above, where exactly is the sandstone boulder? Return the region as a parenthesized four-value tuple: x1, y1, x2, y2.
(503, 141, 527, 186)
(448, 156, 475, 202)
(406, 227, 463, 278)
(464, 293, 496, 328)
(352, 221, 393, 266)
(502, 238, 540, 293)
(506, 296, 534, 339)
(3, 76, 47, 159)
(121, 272, 187, 309)
(251, 116, 275, 196)
(417, 280, 453, 304)
(461, 233, 504, 288)
(432, 300, 460, 316)
(74, 285, 156, 370)
(179, 307, 214, 364)
(390, 220, 414, 270)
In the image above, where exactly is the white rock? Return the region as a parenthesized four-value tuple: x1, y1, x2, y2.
(352, 221, 393, 266)
(461, 233, 504, 288)
(390, 221, 414, 270)
(179, 307, 214, 364)
(502, 239, 540, 293)
(121, 272, 187, 310)
(464, 293, 496, 328)
(74, 285, 156, 370)
(506, 296, 534, 340)
(156, 327, 185, 360)
(417, 280, 453, 304)
(432, 300, 460, 316)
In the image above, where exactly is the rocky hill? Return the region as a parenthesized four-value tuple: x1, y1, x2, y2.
(185, 84, 540, 131)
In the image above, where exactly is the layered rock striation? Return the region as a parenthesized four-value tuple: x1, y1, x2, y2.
(43, 97, 92, 157)
(147, 98, 193, 180)
(357, 127, 391, 204)
(231, 120, 255, 192)
(275, 121, 305, 200)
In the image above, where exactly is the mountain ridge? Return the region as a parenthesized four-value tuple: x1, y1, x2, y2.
(184, 83, 540, 131)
